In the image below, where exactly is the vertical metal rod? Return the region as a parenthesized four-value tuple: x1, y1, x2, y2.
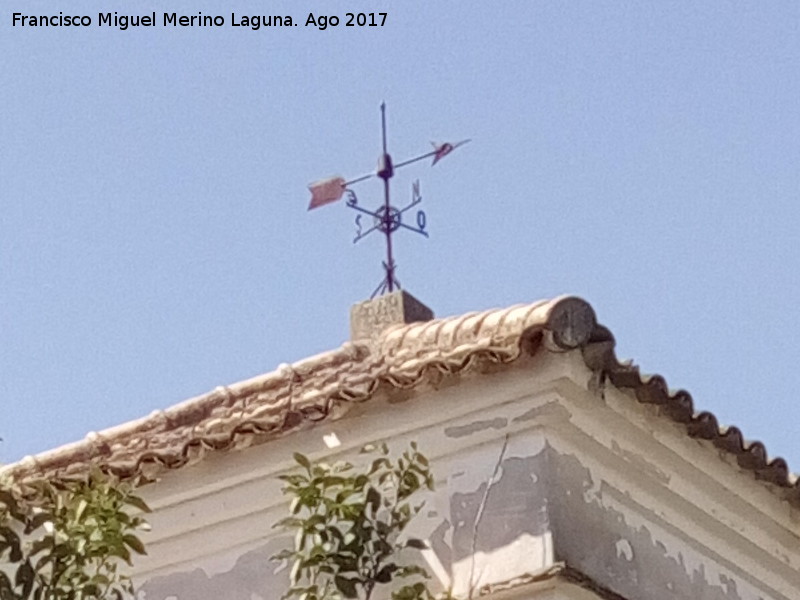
(381, 102, 388, 155)
(380, 103, 395, 292)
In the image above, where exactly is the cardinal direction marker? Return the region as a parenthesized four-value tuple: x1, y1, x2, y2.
(350, 181, 427, 245)
(391, 180, 427, 237)
(307, 103, 468, 297)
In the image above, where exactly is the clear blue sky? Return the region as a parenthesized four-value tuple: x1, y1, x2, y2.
(2, 2, 799, 471)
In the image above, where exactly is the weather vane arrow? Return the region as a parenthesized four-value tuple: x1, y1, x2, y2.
(307, 103, 469, 298)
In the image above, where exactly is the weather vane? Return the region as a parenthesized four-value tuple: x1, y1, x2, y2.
(307, 103, 469, 298)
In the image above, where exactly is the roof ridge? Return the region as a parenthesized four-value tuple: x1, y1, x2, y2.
(2, 296, 797, 507)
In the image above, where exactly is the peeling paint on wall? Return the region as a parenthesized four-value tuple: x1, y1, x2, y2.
(446, 447, 553, 595)
(444, 418, 508, 439)
(547, 448, 783, 600)
(615, 539, 633, 562)
(450, 454, 549, 561)
(138, 544, 278, 600)
(512, 401, 570, 424)
(131, 384, 797, 600)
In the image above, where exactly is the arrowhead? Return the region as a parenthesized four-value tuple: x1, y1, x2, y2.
(431, 139, 470, 166)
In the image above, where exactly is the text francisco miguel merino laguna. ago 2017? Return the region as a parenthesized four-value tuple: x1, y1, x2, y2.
(11, 11, 388, 30)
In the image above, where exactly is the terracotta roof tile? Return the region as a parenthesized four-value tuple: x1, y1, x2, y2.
(2, 296, 798, 507)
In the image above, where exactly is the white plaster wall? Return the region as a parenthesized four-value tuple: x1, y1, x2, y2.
(133, 357, 566, 599)
(129, 350, 800, 600)
(538, 354, 800, 600)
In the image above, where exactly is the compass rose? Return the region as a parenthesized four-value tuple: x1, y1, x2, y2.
(308, 103, 469, 298)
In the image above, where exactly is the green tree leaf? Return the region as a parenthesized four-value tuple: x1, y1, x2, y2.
(293, 453, 311, 470)
(334, 575, 359, 598)
(273, 443, 434, 600)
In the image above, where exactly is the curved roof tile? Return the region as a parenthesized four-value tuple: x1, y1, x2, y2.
(2, 296, 797, 506)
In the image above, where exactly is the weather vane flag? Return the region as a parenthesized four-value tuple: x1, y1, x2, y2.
(308, 103, 469, 298)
